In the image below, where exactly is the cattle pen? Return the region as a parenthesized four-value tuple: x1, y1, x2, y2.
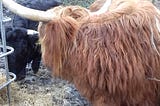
(0, 1, 17, 106)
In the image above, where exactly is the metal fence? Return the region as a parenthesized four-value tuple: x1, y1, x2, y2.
(0, 1, 16, 106)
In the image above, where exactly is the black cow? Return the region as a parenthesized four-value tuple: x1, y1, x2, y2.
(2, 0, 62, 80)
(0, 27, 41, 80)
(13, 0, 62, 30)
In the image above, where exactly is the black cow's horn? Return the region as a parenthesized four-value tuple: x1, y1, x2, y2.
(2, 0, 55, 22)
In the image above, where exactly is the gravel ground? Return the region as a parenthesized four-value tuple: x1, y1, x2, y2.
(0, 67, 91, 105)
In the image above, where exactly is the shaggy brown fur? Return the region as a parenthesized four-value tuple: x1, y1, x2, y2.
(38, 1, 160, 106)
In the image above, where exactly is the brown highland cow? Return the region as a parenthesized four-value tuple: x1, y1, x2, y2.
(2, 0, 160, 105)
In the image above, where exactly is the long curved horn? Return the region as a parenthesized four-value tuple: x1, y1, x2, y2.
(2, 0, 55, 22)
